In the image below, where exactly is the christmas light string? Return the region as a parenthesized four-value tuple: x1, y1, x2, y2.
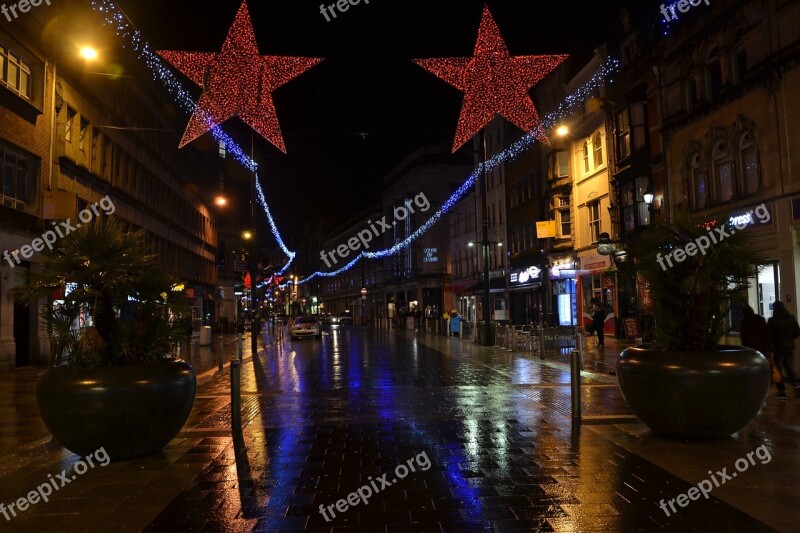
(298, 56, 620, 285)
(91, 0, 617, 285)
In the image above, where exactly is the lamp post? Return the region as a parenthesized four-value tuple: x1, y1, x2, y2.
(479, 131, 493, 346)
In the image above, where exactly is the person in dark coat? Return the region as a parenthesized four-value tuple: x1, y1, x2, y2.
(740, 305, 771, 356)
(586, 300, 608, 347)
(768, 301, 800, 399)
(740, 304, 776, 385)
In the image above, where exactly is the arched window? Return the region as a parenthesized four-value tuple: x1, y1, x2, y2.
(686, 75, 698, 110)
(583, 141, 590, 173)
(691, 153, 707, 209)
(713, 140, 733, 202)
(706, 47, 723, 99)
(739, 132, 759, 195)
(593, 132, 603, 167)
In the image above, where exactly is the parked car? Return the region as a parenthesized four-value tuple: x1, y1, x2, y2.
(289, 316, 321, 339)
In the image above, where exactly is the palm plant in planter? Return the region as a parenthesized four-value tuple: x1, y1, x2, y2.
(10, 219, 196, 459)
(616, 211, 770, 440)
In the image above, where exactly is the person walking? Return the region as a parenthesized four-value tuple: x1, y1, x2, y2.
(768, 301, 800, 400)
(586, 300, 608, 348)
(740, 305, 777, 387)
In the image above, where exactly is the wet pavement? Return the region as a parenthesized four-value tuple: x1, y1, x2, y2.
(0, 327, 798, 532)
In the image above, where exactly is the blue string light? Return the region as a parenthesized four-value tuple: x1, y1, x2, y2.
(92, 0, 618, 285)
(298, 57, 620, 284)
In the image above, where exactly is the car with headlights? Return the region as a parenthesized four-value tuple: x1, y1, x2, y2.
(331, 312, 353, 326)
(289, 316, 321, 339)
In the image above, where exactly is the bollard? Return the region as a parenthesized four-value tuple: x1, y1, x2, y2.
(218, 335, 224, 372)
(539, 325, 545, 360)
(230, 359, 241, 430)
(571, 329, 582, 422)
(236, 334, 243, 361)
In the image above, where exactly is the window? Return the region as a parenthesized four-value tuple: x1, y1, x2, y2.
(691, 153, 707, 209)
(739, 132, 759, 195)
(631, 103, 646, 150)
(713, 140, 733, 202)
(686, 76, 698, 110)
(219, 140, 226, 159)
(65, 108, 76, 143)
(620, 176, 651, 232)
(0, 46, 31, 99)
(706, 48, 723, 99)
(79, 119, 89, 152)
(588, 201, 601, 242)
(734, 45, 747, 84)
(554, 151, 569, 178)
(616, 110, 631, 160)
(557, 196, 571, 237)
(583, 141, 590, 173)
(91, 129, 101, 163)
(593, 132, 603, 167)
(1, 147, 29, 210)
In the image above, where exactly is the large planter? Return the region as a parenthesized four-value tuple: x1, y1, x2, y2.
(36, 360, 196, 460)
(617, 346, 770, 440)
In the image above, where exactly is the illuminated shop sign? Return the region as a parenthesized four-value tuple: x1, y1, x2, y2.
(509, 265, 542, 287)
(423, 248, 439, 263)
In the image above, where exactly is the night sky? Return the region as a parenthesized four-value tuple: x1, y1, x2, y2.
(115, 0, 625, 238)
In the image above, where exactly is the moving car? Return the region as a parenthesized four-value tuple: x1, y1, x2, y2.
(289, 316, 321, 339)
(331, 312, 353, 326)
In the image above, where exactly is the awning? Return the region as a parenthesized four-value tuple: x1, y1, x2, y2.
(465, 277, 507, 294)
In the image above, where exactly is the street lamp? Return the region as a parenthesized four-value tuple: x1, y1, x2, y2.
(214, 195, 227, 207)
(79, 46, 99, 61)
(556, 125, 570, 137)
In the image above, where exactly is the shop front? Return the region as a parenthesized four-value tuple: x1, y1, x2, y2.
(508, 260, 544, 326)
(577, 251, 616, 337)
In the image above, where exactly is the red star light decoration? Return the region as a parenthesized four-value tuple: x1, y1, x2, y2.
(415, 5, 567, 152)
(157, 1, 323, 151)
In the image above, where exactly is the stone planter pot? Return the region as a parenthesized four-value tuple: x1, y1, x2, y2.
(617, 346, 770, 440)
(36, 360, 196, 460)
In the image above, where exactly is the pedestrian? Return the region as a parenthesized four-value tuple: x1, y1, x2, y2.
(740, 305, 777, 384)
(586, 300, 608, 348)
(768, 301, 800, 399)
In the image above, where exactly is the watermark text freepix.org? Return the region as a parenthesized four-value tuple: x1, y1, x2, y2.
(658, 444, 771, 517)
(320, 192, 430, 269)
(1, 0, 51, 23)
(656, 203, 770, 272)
(319, 0, 371, 22)
(0, 447, 110, 521)
(3, 195, 116, 268)
(319, 451, 431, 522)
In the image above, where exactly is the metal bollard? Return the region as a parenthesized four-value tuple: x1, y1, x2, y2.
(571, 329, 583, 422)
(230, 359, 241, 430)
(539, 326, 545, 360)
(236, 334, 243, 361)
(218, 335, 224, 372)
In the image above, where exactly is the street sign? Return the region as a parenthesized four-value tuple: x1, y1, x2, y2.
(536, 220, 556, 238)
(361, 287, 367, 295)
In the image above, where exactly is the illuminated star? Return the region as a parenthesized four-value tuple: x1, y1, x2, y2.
(415, 5, 567, 152)
(157, 1, 323, 151)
